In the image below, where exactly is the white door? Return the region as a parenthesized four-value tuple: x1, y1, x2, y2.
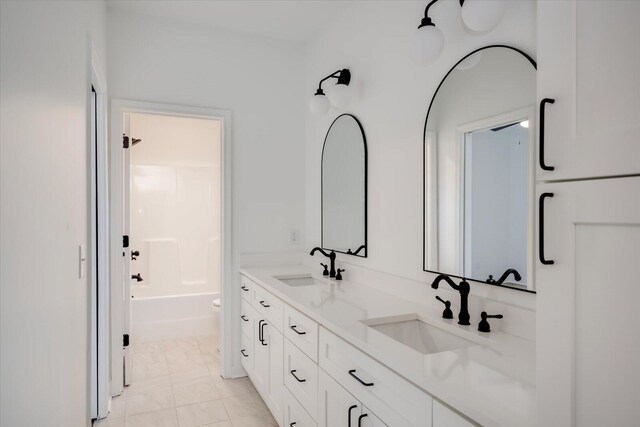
(318, 369, 361, 427)
(536, 176, 640, 426)
(266, 325, 284, 426)
(122, 113, 132, 386)
(253, 318, 269, 394)
(537, 0, 640, 181)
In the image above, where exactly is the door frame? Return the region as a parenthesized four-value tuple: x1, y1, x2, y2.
(90, 45, 110, 420)
(109, 100, 233, 395)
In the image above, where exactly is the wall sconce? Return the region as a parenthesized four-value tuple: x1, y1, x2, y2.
(411, 0, 505, 65)
(309, 69, 352, 114)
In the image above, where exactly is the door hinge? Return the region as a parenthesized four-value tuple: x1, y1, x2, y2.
(123, 235, 129, 248)
(123, 334, 130, 347)
(123, 134, 129, 149)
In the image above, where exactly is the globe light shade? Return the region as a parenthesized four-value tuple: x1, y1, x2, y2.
(461, 0, 505, 32)
(309, 93, 330, 114)
(411, 24, 444, 66)
(329, 83, 352, 109)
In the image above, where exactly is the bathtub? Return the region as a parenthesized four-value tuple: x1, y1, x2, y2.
(131, 292, 219, 343)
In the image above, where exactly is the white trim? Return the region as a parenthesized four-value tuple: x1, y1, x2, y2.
(90, 43, 110, 420)
(109, 100, 233, 396)
(455, 106, 536, 290)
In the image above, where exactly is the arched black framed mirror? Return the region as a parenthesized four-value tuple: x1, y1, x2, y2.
(423, 45, 537, 292)
(321, 114, 367, 257)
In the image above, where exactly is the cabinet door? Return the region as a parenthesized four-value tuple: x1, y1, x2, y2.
(537, 0, 640, 181)
(318, 369, 361, 427)
(266, 324, 284, 426)
(536, 177, 640, 426)
(359, 406, 386, 427)
(253, 317, 269, 394)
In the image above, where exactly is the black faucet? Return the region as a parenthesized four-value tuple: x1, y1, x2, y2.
(431, 274, 470, 325)
(310, 247, 336, 278)
(486, 268, 522, 285)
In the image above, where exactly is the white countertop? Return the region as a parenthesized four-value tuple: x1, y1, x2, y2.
(240, 265, 536, 427)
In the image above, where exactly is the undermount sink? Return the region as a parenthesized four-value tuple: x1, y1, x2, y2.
(275, 275, 327, 287)
(363, 314, 477, 355)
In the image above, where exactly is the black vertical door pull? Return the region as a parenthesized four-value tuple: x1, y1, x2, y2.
(539, 193, 555, 265)
(258, 320, 264, 343)
(539, 98, 556, 171)
(347, 405, 358, 427)
(358, 414, 368, 427)
(260, 321, 268, 346)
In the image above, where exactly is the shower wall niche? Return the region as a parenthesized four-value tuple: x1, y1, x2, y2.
(130, 113, 221, 299)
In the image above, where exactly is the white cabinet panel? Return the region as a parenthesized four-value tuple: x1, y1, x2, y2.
(253, 317, 269, 395)
(318, 369, 361, 427)
(240, 330, 253, 377)
(284, 388, 317, 427)
(284, 304, 319, 362)
(537, 177, 640, 426)
(240, 298, 254, 341)
(537, 0, 640, 181)
(266, 324, 284, 426)
(432, 401, 474, 427)
(240, 274, 253, 302)
(254, 284, 284, 332)
(284, 339, 318, 419)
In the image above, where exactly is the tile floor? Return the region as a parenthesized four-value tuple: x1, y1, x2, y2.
(94, 334, 277, 427)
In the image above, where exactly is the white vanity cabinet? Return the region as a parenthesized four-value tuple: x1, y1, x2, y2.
(536, 177, 640, 426)
(432, 401, 474, 427)
(536, 0, 640, 181)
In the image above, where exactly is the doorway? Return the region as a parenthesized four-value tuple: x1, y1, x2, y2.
(109, 101, 232, 398)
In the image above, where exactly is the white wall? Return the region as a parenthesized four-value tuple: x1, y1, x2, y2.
(304, 1, 537, 337)
(0, 1, 107, 425)
(130, 113, 221, 298)
(107, 8, 306, 376)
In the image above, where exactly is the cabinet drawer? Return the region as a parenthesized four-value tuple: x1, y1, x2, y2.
(240, 331, 253, 376)
(284, 339, 318, 420)
(433, 401, 474, 427)
(240, 298, 254, 340)
(253, 284, 284, 332)
(319, 328, 432, 427)
(284, 388, 316, 427)
(240, 274, 253, 302)
(284, 305, 319, 363)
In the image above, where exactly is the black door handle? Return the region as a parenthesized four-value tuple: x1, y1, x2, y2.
(348, 404, 358, 427)
(260, 320, 268, 346)
(258, 320, 264, 342)
(259, 300, 270, 308)
(240, 349, 248, 358)
(539, 193, 555, 265)
(290, 423, 296, 427)
(241, 315, 248, 322)
(131, 273, 143, 282)
(358, 414, 368, 427)
(241, 285, 249, 292)
(539, 98, 555, 171)
(290, 325, 306, 335)
(348, 369, 374, 387)
(290, 369, 306, 383)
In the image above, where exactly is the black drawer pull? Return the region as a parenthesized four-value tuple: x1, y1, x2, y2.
(240, 349, 248, 358)
(290, 325, 306, 335)
(290, 423, 296, 427)
(241, 285, 249, 292)
(348, 405, 358, 427)
(539, 98, 555, 171)
(539, 193, 555, 265)
(240, 315, 248, 322)
(348, 369, 374, 387)
(259, 300, 270, 308)
(290, 369, 306, 383)
(358, 414, 368, 427)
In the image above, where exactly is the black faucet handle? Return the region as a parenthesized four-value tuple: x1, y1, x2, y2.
(478, 311, 503, 333)
(435, 296, 454, 319)
(335, 268, 345, 280)
(320, 263, 329, 276)
(486, 274, 495, 284)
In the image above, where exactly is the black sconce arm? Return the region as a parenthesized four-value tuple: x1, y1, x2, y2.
(420, 0, 466, 27)
(315, 69, 351, 93)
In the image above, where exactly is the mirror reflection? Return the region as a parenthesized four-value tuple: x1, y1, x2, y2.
(322, 114, 367, 257)
(424, 46, 536, 291)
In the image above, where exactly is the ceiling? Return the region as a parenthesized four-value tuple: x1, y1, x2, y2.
(107, 0, 360, 43)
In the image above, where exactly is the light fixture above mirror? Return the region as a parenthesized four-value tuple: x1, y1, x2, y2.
(411, 0, 506, 65)
(309, 69, 353, 114)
